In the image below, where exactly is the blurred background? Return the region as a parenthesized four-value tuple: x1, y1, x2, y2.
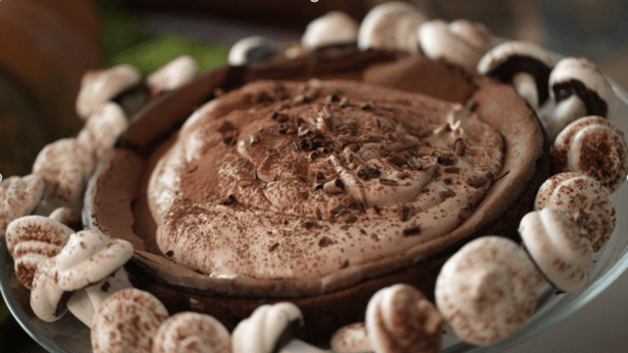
(0, 0, 627, 351)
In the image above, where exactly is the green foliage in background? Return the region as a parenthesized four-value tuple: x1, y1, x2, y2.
(97, 1, 230, 75)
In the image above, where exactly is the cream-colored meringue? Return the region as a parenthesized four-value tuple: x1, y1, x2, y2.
(32, 138, 93, 215)
(545, 58, 616, 142)
(49, 207, 82, 230)
(534, 172, 616, 252)
(519, 207, 593, 292)
(301, 11, 360, 51)
(77, 102, 128, 167)
(146, 56, 199, 97)
(232, 302, 326, 353)
(366, 284, 443, 353)
(76, 65, 142, 119)
(55, 229, 133, 291)
(152, 312, 231, 353)
(553, 116, 628, 193)
(330, 323, 371, 353)
(435, 236, 541, 346)
(5, 215, 73, 289)
(0, 174, 44, 237)
(91, 288, 169, 353)
(228, 36, 279, 67)
(30, 257, 67, 322)
(357, 1, 428, 53)
(418, 19, 491, 70)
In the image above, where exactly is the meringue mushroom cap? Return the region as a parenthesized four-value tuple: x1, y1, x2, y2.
(30, 257, 67, 322)
(448, 19, 491, 50)
(366, 283, 443, 353)
(418, 19, 487, 70)
(553, 116, 628, 193)
(534, 172, 616, 252)
(519, 208, 593, 292)
(357, 1, 427, 53)
(435, 236, 540, 346)
(55, 229, 134, 291)
(228, 36, 279, 67)
(91, 288, 169, 353)
(77, 102, 129, 164)
(76, 64, 142, 119)
(232, 302, 303, 353)
(549, 57, 615, 118)
(152, 312, 231, 353)
(0, 174, 45, 236)
(146, 55, 199, 96)
(329, 323, 371, 353)
(301, 11, 359, 51)
(6, 215, 74, 289)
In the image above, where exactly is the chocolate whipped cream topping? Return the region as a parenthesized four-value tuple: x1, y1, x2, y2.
(147, 79, 504, 280)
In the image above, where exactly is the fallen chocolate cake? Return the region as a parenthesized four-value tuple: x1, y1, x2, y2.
(84, 46, 550, 342)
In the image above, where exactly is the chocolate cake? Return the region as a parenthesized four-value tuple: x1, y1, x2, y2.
(84, 46, 550, 342)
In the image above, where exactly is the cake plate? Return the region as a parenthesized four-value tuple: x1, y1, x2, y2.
(2, 79, 628, 353)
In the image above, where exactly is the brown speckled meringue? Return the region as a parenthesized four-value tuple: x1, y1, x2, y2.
(534, 172, 616, 252)
(91, 288, 169, 353)
(76, 64, 142, 120)
(365, 284, 443, 353)
(519, 207, 593, 292)
(152, 312, 231, 353)
(418, 19, 491, 71)
(77, 102, 129, 168)
(435, 236, 542, 346)
(32, 138, 94, 215)
(552, 116, 628, 193)
(5, 215, 73, 289)
(0, 174, 44, 237)
(30, 257, 68, 322)
(330, 323, 371, 353)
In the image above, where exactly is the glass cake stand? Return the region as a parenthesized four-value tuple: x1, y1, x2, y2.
(2, 80, 628, 353)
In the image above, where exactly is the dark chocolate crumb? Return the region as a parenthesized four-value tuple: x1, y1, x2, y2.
(403, 226, 422, 237)
(319, 237, 333, 247)
(269, 243, 280, 252)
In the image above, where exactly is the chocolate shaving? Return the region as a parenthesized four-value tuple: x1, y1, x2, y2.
(301, 220, 316, 228)
(440, 188, 455, 199)
(251, 169, 258, 180)
(379, 178, 398, 186)
(458, 207, 473, 221)
(444, 167, 460, 174)
(322, 104, 333, 118)
(401, 206, 412, 222)
(339, 97, 349, 108)
(292, 142, 299, 151)
(345, 215, 358, 223)
(267, 149, 279, 156)
(220, 194, 236, 205)
(269, 243, 280, 252)
(419, 146, 435, 156)
(250, 135, 260, 145)
(340, 260, 350, 269)
(408, 156, 423, 170)
(319, 237, 333, 247)
(403, 226, 422, 237)
(437, 156, 456, 166)
(388, 153, 407, 167)
(454, 138, 466, 156)
(297, 192, 309, 200)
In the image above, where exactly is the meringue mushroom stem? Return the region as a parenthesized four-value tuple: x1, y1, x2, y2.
(547, 95, 587, 141)
(279, 339, 329, 353)
(512, 72, 539, 109)
(66, 269, 133, 327)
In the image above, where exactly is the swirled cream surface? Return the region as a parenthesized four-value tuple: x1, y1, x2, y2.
(148, 79, 504, 280)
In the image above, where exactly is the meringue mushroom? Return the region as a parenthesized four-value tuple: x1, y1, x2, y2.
(301, 11, 360, 51)
(418, 19, 491, 70)
(5, 215, 73, 289)
(91, 288, 169, 353)
(552, 116, 628, 193)
(0, 174, 44, 237)
(357, 1, 428, 53)
(228, 36, 280, 67)
(435, 236, 542, 346)
(477, 41, 555, 109)
(545, 57, 616, 141)
(330, 323, 371, 353)
(32, 138, 93, 214)
(152, 312, 231, 353)
(232, 302, 327, 353)
(146, 55, 199, 98)
(76, 64, 142, 120)
(519, 207, 594, 292)
(77, 102, 129, 166)
(534, 172, 616, 252)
